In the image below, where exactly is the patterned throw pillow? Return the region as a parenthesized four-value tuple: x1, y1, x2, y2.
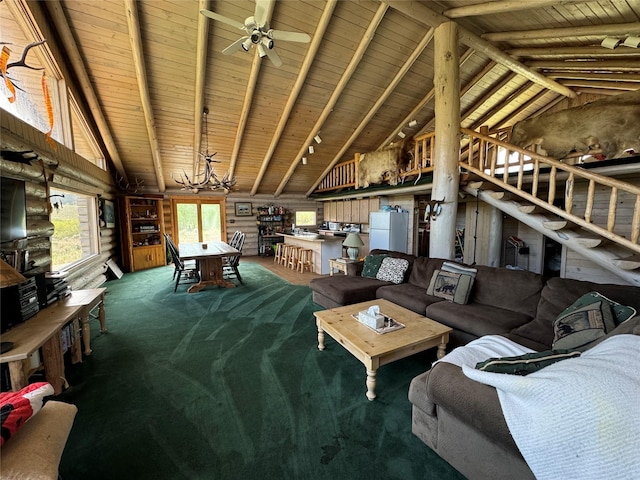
(552, 300, 616, 350)
(361, 254, 389, 278)
(475, 349, 581, 375)
(375, 257, 409, 284)
(426, 270, 475, 304)
(0, 382, 54, 446)
(558, 291, 636, 325)
(441, 261, 478, 278)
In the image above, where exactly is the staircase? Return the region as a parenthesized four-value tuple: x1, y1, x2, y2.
(456, 128, 640, 286)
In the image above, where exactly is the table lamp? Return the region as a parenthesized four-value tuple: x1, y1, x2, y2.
(342, 233, 364, 261)
(0, 258, 27, 353)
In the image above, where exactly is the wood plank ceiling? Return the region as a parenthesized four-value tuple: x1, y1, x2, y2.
(34, 1, 640, 196)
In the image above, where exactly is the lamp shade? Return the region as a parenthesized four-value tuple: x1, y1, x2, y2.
(0, 258, 26, 288)
(342, 233, 364, 248)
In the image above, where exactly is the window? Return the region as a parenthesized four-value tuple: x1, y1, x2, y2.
(50, 188, 99, 270)
(295, 211, 316, 227)
(172, 198, 226, 244)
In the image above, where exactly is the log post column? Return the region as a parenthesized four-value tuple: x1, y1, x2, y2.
(430, 22, 461, 260)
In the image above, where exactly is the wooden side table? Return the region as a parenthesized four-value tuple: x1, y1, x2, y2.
(329, 258, 361, 276)
(61, 288, 107, 356)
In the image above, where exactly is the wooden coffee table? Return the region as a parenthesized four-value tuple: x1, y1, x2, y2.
(314, 299, 452, 401)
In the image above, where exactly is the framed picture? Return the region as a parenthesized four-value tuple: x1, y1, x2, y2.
(101, 199, 116, 228)
(235, 202, 252, 217)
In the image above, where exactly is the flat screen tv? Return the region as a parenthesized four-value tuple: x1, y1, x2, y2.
(0, 177, 27, 244)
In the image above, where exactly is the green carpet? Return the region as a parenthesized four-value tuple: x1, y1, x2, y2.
(58, 263, 464, 480)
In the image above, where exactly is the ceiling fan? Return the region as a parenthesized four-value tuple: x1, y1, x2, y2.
(200, 0, 311, 67)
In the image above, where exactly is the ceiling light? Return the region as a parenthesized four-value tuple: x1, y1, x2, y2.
(301, 157, 307, 165)
(242, 38, 252, 51)
(257, 43, 267, 58)
(408, 120, 418, 127)
(601, 37, 621, 49)
(261, 37, 274, 49)
(398, 131, 406, 139)
(308, 145, 314, 154)
(623, 36, 640, 48)
(314, 134, 322, 144)
(250, 29, 261, 44)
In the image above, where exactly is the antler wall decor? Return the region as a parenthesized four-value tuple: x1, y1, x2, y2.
(115, 172, 144, 194)
(0, 40, 47, 103)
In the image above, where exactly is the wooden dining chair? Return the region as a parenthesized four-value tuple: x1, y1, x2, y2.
(164, 234, 199, 291)
(223, 231, 245, 284)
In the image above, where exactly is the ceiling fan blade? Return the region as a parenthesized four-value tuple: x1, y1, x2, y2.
(254, 0, 272, 29)
(222, 37, 249, 55)
(264, 46, 283, 67)
(199, 9, 245, 30)
(268, 29, 311, 43)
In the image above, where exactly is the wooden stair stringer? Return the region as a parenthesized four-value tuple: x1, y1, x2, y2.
(463, 185, 640, 286)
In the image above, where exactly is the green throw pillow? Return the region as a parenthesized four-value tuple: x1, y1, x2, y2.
(560, 291, 636, 325)
(552, 300, 616, 350)
(426, 269, 474, 304)
(361, 254, 389, 279)
(476, 349, 581, 376)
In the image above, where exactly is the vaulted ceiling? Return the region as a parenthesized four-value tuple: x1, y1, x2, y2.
(17, 1, 640, 196)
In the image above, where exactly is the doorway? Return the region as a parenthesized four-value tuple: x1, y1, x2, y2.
(171, 198, 226, 244)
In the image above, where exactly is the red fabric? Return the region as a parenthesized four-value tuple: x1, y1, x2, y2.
(0, 382, 53, 446)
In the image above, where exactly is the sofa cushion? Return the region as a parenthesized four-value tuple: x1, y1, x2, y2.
(408, 257, 445, 289)
(442, 261, 478, 277)
(426, 301, 535, 339)
(552, 299, 616, 350)
(376, 257, 409, 284)
(376, 283, 443, 314)
(472, 265, 543, 317)
(0, 382, 54, 446)
(309, 275, 389, 306)
(509, 277, 640, 351)
(361, 254, 389, 278)
(427, 270, 475, 304)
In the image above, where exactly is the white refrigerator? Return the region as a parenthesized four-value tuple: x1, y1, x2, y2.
(369, 211, 409, 253)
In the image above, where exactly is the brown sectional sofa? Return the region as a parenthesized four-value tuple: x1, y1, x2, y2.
(309, 249, 640, 479)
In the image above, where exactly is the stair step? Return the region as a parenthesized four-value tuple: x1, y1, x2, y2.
(488, 190, 515, 201)
(573, 233, 604, 248)
(517, 203, 546, 214)
(542, 219, 580, 231)
(611, 255, 640, 270)
(467, 180, 501, 191)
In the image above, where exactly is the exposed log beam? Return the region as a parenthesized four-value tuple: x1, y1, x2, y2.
(44, 1, 127, 181)
(275, 3, 389, 197)
(558, 79, 639, 91)
(548, 72, 640, 82)
(508, 46, 640, 59)
(305, 25, 435, 196)
(387, 0, 576, 98)
(252, 0, 337, 196)
(493, 88, 557, 129)
(228, 0, 275, 179)
(461, 71, 518, 122)
(483, 22, 640, 42)
(471, 81, 535, 130)
(192, 0, 210, 180)
(124, 0, 166, 192)
(527, 60, 640, 72)
(445, 0, 584, 18)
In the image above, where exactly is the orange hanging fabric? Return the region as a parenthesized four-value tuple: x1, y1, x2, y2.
(1, 46, 17, 103)
(41, 72, 56, 148)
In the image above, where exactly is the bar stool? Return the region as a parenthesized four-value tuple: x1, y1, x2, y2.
(273, 242, 285, 264)
(287, 246, 302, 270)
(279, 244, 291, 267)
(297, 249, 314, 273)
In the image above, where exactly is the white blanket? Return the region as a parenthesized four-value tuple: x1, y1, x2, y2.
(434, 334, 534, 369)
(462, 334, 640, 480)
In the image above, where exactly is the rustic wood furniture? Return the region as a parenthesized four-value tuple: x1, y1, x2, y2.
(313, 299, 451, 401)
(60, 288, 107, 356)
(179, 241, 240, 292)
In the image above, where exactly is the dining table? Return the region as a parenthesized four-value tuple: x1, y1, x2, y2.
(179, 241, 240, 293)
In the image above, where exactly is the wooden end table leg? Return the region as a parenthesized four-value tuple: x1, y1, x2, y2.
(71, 317, 83, 364)
(82, 313, 93, 356)
(366, 368, 377, 401)
(98, 297, 107, 332)
(41, 334, 66, 395)
(437, 336, 448, 359)
(317, 323, 325, 351)
(8, 360, 27, 391)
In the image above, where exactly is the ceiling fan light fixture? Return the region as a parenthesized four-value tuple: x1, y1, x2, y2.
(601, 36, 621, 49)
(260, 37, 274, 49)
(257, 43, 267, 58)
(250, 29, 262, 44)
(623, 36, 640, 48)
(241, 37, 252, 51)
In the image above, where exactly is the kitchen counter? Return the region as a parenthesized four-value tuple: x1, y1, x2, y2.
(282, 234, 343, 274)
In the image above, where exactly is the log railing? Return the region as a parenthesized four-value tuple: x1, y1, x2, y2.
(315, 132, 436, 193)
(460, 127, 640, 255)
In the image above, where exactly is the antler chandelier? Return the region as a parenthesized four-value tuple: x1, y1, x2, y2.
(173, 108, 237, 193)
